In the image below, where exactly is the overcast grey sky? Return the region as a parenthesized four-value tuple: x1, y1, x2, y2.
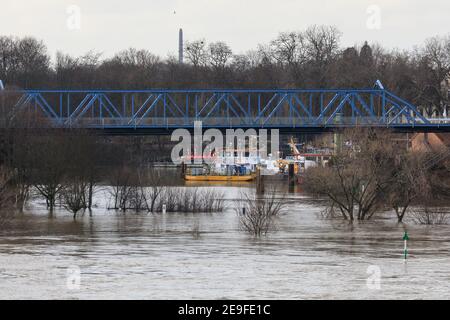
(1, 0, 449, 59)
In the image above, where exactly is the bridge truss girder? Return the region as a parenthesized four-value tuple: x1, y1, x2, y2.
(2, 88, 442, 130)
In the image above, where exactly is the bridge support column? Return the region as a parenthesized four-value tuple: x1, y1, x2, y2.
(288, 163, 295, 187)
(256, 166, 264, 194)
(181, 161, 187, 178)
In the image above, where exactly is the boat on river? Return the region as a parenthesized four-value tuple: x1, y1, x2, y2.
(184, 173, 256, 182)
(184, 163, 257, 182)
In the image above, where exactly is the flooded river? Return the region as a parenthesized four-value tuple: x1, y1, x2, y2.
(1, 186, 450, 299)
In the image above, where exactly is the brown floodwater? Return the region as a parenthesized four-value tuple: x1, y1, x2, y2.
(0, 186, 449, 299)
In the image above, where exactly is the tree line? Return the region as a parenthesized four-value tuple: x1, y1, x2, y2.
(1, 25, 449, 116)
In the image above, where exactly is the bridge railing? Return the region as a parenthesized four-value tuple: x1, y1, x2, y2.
(16, 116, 438, 129)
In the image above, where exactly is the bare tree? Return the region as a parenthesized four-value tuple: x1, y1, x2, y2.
(304, 129, 398, 221)
(114, 48, 160, 68)
(0, 166, 15, 228)
(235, 187, 287, 236)
(140, 168, 165, 213)
(411, 206, 449, 225)
(0, 166, 14, 210)
(269, 31, 307, 84)
(62, 178, 89, 219)
(0, 36, 51, 88)
(65, 130, 101, 210)
(155, 187, 225, 213)
(303, 25, 342, 87)
(128, 185, 148, 213)
(0, 36, 17, 82)
(55, 51, 102, 88)
(387, 152, 429, 223)
(304, 25, 341, 64)
(208, 42, 233, 72)
(107, 165, 134, 211)
(30, 131, 71, 212)
(185, 40, 208, 68)
(421, 36, 450, 115)
(10, 134, 32, 211)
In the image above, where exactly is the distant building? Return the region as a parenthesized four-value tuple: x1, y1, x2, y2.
(360, 41, 373, 65)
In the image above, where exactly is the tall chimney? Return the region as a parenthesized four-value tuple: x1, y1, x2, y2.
(178, 28, 184, 64)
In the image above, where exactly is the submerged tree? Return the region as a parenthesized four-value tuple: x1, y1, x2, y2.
(0, 166, 14, 210)
(304, 129, 402, 221)
(107, 165, 134, 211)
(305, 129, 450, 222)
(136, 165, 165, 213)
(0, 166, 15, 228)
(61, 178, 89, 219)
(411, 206, 450, 225)
(387, 152, 429, 223)
(235, 187, 287, 236)
(30, 132, 70, 212)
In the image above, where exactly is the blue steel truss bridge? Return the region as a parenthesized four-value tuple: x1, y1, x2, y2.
(1, 84, 449, 134)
